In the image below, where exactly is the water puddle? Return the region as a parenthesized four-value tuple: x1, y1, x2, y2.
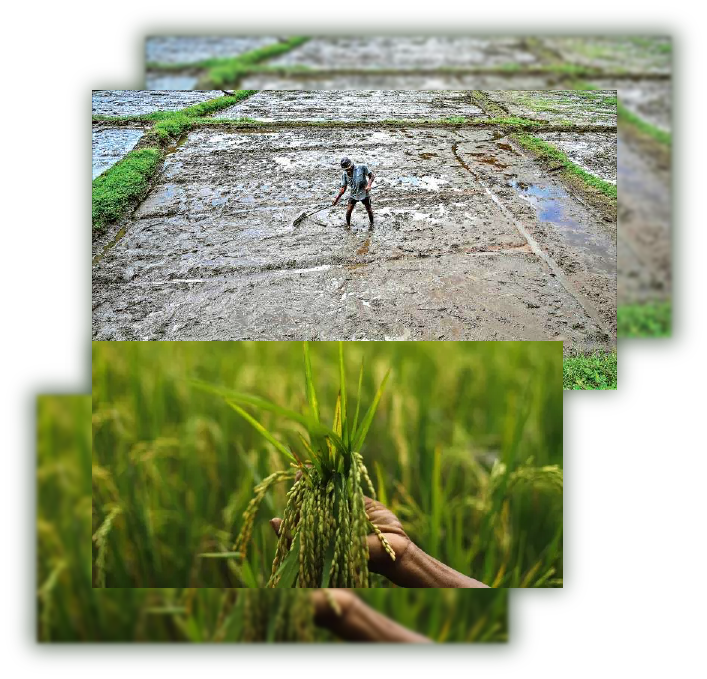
(470, 152, 508, 169)
(93, 226, 127, 266)
(165, 133, 188, 156)
(508, 179, 614, 273)
(397, 175, 448, 191)
(357, 238, 371, 255)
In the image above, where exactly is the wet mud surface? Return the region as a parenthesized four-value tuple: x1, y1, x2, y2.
(145, 36, 280, 64)
(92, 90, 223, 116)
(616, 131, 671, 304)
(592, 79, 671, 132)
(484, 90, 617, 127)
(92, 127, 144, 179)
(93, 124, 615, 346)
(266, 36, 541, 69)
(215, 90, 485, 121)
(239, 73, 559, 90)
(536, 131, 617, 184)
(145, 74, 199, 90)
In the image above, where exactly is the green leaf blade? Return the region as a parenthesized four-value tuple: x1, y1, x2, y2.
(352, 368, 391, 452)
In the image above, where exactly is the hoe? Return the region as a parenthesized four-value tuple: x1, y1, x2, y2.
(293, 203, 331, 227)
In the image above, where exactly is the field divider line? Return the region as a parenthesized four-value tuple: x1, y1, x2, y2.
(97, 247, 538, 286)
(451, 139, 611, 337)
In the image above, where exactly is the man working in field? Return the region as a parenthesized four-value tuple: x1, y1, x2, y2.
(332, 157, 375, 230)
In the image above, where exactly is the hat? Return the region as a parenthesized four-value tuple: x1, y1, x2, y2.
(340, 157, 353, 169)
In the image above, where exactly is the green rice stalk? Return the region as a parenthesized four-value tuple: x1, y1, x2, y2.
(92, 505, 122, 588)
(200, 342, 393, 587)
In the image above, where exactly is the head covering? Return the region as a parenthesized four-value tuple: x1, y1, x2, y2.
(340, 157, 353, 169)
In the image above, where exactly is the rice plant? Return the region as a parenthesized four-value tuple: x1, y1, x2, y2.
(194, 342, 393, 587)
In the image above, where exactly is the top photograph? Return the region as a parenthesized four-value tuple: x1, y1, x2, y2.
(144, 34, 671, 338)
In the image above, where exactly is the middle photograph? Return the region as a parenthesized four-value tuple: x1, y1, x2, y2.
(91, 89, 617, 389)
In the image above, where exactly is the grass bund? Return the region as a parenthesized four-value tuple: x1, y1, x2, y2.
(617, 301, 672, 337)
(562, 351, 618, 390)
(91, 148, 160, 232)
(91, 341, 563, 589)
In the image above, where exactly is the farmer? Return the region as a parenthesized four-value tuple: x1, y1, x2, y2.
(332, 157, 375, 230)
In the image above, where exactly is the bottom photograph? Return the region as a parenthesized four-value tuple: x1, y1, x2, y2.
(38, 395, 507, 643)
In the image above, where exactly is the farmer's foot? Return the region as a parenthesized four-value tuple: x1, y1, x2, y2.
(368, 222, 374, 231)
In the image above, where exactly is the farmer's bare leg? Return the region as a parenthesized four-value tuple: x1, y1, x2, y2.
(346, 200, 355, 228)
(363, 197, 374, 230)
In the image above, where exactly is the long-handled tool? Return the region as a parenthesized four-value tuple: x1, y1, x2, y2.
(292, 203, 331, 227)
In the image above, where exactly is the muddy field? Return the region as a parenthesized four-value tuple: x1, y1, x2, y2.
(92, 128, 144, 179)
(92, 92, 616, 345)
(535, 131, 617, 184)
(262, 36, 541, 69)
(215, 90, 485, 121)
(616, 133, 671, 304)
(238, 74, 560, 90)
(146, 36, 280, 64)
(92, 90, 223, 116)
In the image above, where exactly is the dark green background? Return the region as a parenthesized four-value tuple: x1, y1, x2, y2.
(5, 6, 702, 674)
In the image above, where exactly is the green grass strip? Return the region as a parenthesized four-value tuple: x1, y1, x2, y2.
(563, 351, 617, 390)
(617, 301, 672, 337)
(92, 148, 161, 232)
(206, 37, 309, 87)
(513, 132, 617, 200)
(147, 90, 258, 141)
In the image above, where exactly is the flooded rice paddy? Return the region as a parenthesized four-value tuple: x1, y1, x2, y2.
(92, 128, 144, 179)
(92, 90, 223, 116)
(145, 36, 280, 64)
(214, 90, 485, 121)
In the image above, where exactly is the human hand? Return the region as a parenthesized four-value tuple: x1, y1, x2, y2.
(269, 494, 410, 576)
(363, 496, 411, 575)
(310, 589, 432, 642)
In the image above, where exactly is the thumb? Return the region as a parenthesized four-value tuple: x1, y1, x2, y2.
(270, 518, 282, 536)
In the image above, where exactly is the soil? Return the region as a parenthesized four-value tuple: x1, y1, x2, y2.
(238, 74, 560, 90)
(92, 118, 616, 347)
(145, 74, 200, 90)
(535, 131, 617, 184)
(92, 128, 145, 179)
(214, 90, 485, 122)
(616, 130, 671, 304)
(264, 36, 542, 70)
(92, 90, 224, 116)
